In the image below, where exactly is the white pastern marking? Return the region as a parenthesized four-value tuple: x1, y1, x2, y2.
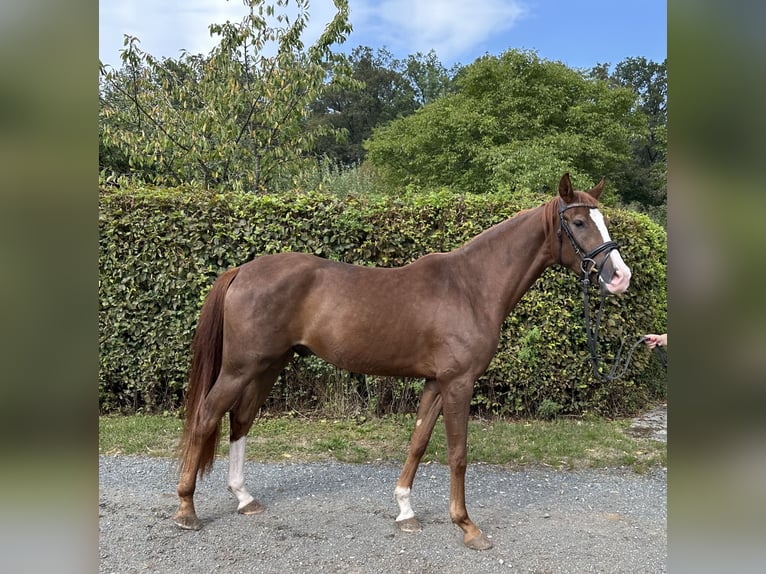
(228, 436, 255, 509)
(394, 486, 415, 521)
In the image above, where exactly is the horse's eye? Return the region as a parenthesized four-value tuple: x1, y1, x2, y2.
(573, 219, 585, 228)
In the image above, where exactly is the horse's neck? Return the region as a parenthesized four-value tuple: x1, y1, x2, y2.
(456, 202, 555, 321)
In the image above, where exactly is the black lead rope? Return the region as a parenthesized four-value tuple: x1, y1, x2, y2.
(580, 276, 664, 382)
(652, 345, 668, 368)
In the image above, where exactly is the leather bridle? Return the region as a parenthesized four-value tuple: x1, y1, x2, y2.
(557, 199, 619, 283)
(556, 199, 653, 382)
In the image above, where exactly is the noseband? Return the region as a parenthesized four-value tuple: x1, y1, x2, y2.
(556, 199, 649, 382)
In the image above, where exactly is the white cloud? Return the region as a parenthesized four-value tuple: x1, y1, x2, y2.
(350, 0, 527, 62)
(100, 0, 348, 65)
(99, 0, 528, 66)
(100, 0, 241, 64)
(177, 0, 350, 55)
(135, 0, 248, 57)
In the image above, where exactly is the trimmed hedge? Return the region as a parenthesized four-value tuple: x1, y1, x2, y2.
(99, 185, 667, 417)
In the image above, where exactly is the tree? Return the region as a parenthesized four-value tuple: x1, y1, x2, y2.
(596, 57, 667, 209)
(402, 50, 459, 106)
(99, 0, 354, 192)
(309, 47, 416, 166)
(308, 46, 460, 166)
(365, 49, 646, 196)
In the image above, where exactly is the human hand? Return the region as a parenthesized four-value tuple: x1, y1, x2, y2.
(644, 333, 667, 348)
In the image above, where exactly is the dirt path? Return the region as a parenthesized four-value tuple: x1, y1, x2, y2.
(99, 454, 666, 573)
(625, 403, 667, 443)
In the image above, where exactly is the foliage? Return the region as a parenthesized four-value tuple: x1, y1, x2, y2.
(308, 46, 458, 166)
(99, 185, 666, 417)
(402, 50, 459, 106)
(270, 160, 382, 197)
(364, 49, 647, 198)
(99, 0, 355, 192)
(591, 57, 667, 218)
(99, 15, 666, 223)
(99, 6, 666, 223)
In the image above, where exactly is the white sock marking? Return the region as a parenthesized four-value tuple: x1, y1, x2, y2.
(394, 486, 415, 521)
(228, 436, 255, 510)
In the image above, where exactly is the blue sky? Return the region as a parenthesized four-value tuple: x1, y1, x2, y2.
(99, 0, 666, 71)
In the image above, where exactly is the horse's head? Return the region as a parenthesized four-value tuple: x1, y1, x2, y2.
(555, 173, 631, 295)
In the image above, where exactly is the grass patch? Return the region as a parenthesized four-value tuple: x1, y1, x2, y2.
(99, 413, 666, 472)
(99, 414, 185, 457)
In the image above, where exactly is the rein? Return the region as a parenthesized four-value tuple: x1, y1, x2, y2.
(579, 276, 656, 382)
(557, 199, 661, 382)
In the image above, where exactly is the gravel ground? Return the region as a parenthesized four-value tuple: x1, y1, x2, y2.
(99, 452, 666, 573)
(625, 403, 667, 443)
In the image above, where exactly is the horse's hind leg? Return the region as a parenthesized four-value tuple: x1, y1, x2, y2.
(227, 353, 291, 516)
(228, 433, 262, 515)
(394, 378, 442, 532)
(174, 368, 254, 530)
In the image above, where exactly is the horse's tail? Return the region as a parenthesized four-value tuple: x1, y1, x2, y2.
(178, 267, 240, 478)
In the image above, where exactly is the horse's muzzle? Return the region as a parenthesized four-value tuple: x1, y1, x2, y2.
(598, 251, 631, 294)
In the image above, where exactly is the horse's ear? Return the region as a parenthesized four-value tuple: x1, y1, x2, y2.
(588, 177, 606, 200)
(558, 173, 575, 203)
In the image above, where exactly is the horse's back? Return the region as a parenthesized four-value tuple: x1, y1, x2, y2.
(234, 250, 447, 296)
(241, 251, 328, 278)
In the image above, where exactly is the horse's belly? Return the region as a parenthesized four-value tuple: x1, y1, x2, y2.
(302, 323, 434, 379)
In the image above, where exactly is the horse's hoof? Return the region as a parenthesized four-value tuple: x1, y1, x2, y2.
(396, 517, 422, 532)
(464, 530, 493, 551)
(237, 500, 265, 515)
(173, 512, 203, 531)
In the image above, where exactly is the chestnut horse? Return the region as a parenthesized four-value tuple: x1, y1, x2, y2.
(173, 173, 631, 550)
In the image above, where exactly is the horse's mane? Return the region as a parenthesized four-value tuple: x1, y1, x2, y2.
(457, 199, 555, 255)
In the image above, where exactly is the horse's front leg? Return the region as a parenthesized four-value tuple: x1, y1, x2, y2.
(394, 379, 442, 532)
(441, 379, 493, 550)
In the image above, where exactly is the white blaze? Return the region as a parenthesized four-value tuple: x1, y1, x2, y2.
(589, 208, 631, 293)
(589, 208, 611, 243)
